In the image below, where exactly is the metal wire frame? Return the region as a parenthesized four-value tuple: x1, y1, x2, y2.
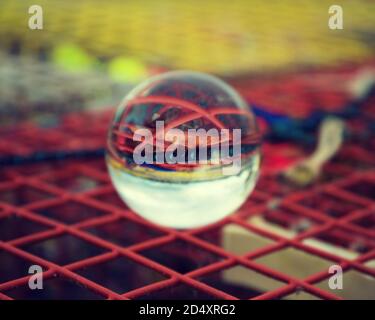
(0, 155, 374, 300)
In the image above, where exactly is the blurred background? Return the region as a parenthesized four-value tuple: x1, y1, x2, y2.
(0, 0, 374, 125)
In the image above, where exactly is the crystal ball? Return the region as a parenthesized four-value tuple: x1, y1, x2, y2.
(106, 71, 261, 229)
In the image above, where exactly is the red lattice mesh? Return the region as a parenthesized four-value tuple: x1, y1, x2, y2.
(0, 64, 374, 300)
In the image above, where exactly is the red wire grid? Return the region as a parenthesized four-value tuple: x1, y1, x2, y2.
(0, 65, 374, 300)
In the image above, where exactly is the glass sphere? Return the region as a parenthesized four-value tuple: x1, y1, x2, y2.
(106, 71, 261, 229)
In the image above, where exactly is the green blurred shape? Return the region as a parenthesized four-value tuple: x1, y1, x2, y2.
(108, 56, 147, 83)
(52, 43, 96, 72)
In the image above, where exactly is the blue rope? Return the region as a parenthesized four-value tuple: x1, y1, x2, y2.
(251, 85, 375, 145)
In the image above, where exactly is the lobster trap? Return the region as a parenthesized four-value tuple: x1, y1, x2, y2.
(0, 61, 374, 300)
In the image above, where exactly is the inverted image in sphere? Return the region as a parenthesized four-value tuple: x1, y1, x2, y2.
(106, 71, 261, 228)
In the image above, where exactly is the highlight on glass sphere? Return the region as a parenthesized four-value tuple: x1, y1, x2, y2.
(106, 71, 261, 229)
